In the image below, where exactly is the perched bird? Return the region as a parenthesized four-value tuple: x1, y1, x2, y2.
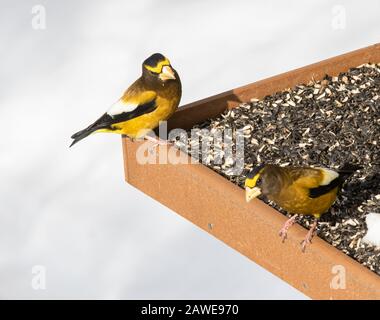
(70, 53, 181, 147)
(245, 163, 361, 251)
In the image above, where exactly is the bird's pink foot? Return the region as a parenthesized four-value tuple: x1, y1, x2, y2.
(145, 135, 172, 154)
(145, 135, 171, 145)
(301, 220, 318, 252)
(279, 215, 298, 242)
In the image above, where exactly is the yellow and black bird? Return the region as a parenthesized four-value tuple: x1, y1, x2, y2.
(245, 163, 361, 251)
(70, 53, 181, 147)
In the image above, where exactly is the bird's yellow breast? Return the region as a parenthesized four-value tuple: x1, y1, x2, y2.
(271, 184, 339, 218)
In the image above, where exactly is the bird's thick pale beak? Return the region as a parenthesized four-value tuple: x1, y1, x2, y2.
(159, 65, 176, 81)
(245, 187, 262, 202)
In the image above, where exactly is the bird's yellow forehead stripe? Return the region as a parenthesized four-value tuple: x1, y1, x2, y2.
(144, 58, 171, 73)
(245, 173, 260, 188)
(245, 167, 265, 188)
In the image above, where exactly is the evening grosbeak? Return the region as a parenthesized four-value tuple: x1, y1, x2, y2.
(245, 163, 361, 251)
(70, 53, 181, 147)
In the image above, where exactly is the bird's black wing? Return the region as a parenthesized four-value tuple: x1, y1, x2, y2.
(93, 99, 157, 130)
(308, 164, 362, 198)
(70, 99, 157, 147)
(308, 177, 342, 198)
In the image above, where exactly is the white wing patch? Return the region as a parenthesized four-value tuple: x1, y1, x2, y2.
(107, 100, 138, 117)
(317, 167, 339, 186)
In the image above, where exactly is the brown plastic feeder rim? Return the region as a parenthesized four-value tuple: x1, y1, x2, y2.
(122, 43, 380, 300)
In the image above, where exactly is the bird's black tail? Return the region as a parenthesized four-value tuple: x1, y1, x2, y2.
(338, 163, 362, 177)
(336, 163, 362, 187)
(70, 113, 112, 147)
(70, 126, 97, 147)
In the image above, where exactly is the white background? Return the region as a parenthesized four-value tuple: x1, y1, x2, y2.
(0, 0, 379, 299)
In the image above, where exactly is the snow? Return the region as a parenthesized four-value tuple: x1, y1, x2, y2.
(363, 213, 380, 248)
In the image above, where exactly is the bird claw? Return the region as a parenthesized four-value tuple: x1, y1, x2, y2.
(300, 220, 318, 253)
(278, 215, 297, 243)
(278, 229, 288, 243)
(300, 238, 312, 253)
(145, 135, 172, 154)
(148, 143, 159, 155)
(301, 241, 307, 253)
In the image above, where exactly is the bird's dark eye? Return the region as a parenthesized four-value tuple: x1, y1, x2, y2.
(256, 177, 262, 186)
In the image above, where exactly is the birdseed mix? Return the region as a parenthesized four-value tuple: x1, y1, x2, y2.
(173, 63, 380, 275)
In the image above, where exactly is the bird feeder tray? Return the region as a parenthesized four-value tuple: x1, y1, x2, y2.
(122, 44, 380, 299)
